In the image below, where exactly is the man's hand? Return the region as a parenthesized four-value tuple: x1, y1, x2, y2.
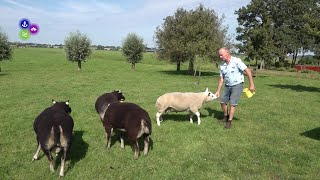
(215, 91, 220, 98)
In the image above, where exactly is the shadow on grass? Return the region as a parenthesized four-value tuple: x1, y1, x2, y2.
(205, 108, 240, 121)
(300, 127, 320, 141)
(158, 70, 220, 77)
(50, 131, 88, 176)
(110, 130, 154, 152)
(269, 84, 320, 92)
(69, 131, 89, 168)
(0, 73, 9, 77)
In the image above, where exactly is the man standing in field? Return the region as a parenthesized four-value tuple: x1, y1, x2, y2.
(214, 47, 255, 129)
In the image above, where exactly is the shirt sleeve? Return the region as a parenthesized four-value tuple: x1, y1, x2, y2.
(236, 58, 247, 71)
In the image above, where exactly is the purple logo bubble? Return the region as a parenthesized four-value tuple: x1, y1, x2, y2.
(19, 18, 30, 29)
(29, 24, 40, 35)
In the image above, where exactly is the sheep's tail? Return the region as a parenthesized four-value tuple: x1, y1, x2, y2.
(142, 117, 152, 135)
(53, 124, 61, 146)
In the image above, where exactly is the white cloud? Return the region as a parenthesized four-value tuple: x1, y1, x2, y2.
(0, 0, 251, 46)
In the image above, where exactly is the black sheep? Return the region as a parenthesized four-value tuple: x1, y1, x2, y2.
(32, 99, 74, 177)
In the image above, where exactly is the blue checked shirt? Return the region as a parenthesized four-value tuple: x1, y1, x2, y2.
(219, 56, 247, 86)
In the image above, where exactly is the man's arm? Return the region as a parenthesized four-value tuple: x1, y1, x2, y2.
(215, 76, 224, 98)
(244, 68, 255, 92)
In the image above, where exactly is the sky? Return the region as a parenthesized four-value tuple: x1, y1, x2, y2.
(0, 0, 251, 47)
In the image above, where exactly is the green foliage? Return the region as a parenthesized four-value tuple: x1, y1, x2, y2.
(300, 69, 314, 73)
(288, 68, 297, 72)
(122, 33, 145, 71)
(155, 4, 227, 73)
(0, 29, 13, 61)
(1, 48, 320, 179)
(276, 67, 286, 71)
(298, 56, 320, 65)
(275, 61, 290, 68)
(236, 0, 319, 67)
(64, 30, 92, 71)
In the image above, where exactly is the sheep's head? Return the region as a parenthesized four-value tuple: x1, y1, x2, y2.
(204, 88, 217, 102)
(52, 99, 72, 114)
(113, 90, 125, 102)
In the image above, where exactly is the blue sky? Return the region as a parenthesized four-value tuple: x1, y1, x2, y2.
(0, 0, 251, 47)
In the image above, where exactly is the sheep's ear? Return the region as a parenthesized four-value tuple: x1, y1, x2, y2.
(66, 100, 69, 105)
(52, 99, 56, 104)
(205, 88, 208, 93)
(118, 90, 122, 94)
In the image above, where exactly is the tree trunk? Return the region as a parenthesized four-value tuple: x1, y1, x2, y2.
(188, 59, 194, 74)
(291, 50, 298, 67)
(131, 63, 135, 71)
(260, 60, 265, 69)
(77, 61, 81, 71)
(176, 61, 181, 71)
(197, 70, 201, 85)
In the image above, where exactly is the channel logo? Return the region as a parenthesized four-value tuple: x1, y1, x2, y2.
(19, 18, 40, 40)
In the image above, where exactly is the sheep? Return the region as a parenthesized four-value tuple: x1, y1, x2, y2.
(102, 102, 152, 159)
(155, 88, 217, 126)
(95, 90, 125, 121)
(32, 99, 74, 177)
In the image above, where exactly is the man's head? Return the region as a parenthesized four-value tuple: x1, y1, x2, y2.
(218, 47, 231, 62)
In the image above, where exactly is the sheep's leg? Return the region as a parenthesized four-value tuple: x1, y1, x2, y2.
(131, 140, 139, 159)
(156, 112, 162, 126)
(195, 111, 201, 125)
(59, 147, 67, 177)
(32, 142, 41, 161)
(43, 149, 54, 172)
(143, 134, 149, 156)
(189, 112, 194, 123)
(105, 128, 113, 149)
(120, 132, 125, 149)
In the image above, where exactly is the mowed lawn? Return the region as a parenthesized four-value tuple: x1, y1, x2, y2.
(0, 48, 319, 179)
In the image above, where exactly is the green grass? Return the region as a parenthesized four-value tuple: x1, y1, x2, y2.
(1, 48, 320, 179)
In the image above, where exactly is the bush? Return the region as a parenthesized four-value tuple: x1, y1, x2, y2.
(288, 68, 297, 72)
(300, 69, 313, 73)
(267, 66, 276, 70)
(276, 67, 286, 71)
(275, 61, 290, 68)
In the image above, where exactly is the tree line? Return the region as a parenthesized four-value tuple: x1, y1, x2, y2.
(1, 1, 319, 72)
(235, 0, 320, 68)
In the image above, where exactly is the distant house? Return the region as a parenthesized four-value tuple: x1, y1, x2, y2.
(104, 47, 112, 51)
(91, 45, 97, 50)
(145, 48, 157, 52)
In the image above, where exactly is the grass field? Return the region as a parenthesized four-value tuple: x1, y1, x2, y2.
(1, 48, 319, 179)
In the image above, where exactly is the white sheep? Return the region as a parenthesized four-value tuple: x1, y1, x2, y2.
(155, 88, 217, 126)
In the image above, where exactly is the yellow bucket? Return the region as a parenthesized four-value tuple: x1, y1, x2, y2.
(243, 88, 255, 98)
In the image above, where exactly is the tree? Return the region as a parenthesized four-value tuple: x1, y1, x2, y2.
(155, 8, 194, 72)
(0, 29, 13, 72)
(64, 31, 92, 71)
(122, 33, 145, 71)
(155, 4, 227, 74)
(236, 0, 319, 68)
(236, 0, 276, 68)
(304, 1, 320, 62)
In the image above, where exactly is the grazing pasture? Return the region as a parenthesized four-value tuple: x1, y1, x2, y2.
(0, 48, 319, 179)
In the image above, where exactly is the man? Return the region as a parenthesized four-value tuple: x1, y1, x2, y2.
(215, 47, 255, 129)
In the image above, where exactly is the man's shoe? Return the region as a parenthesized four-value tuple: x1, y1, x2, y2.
(220, 115, 229, 122)
(224, 120, 232, 129)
